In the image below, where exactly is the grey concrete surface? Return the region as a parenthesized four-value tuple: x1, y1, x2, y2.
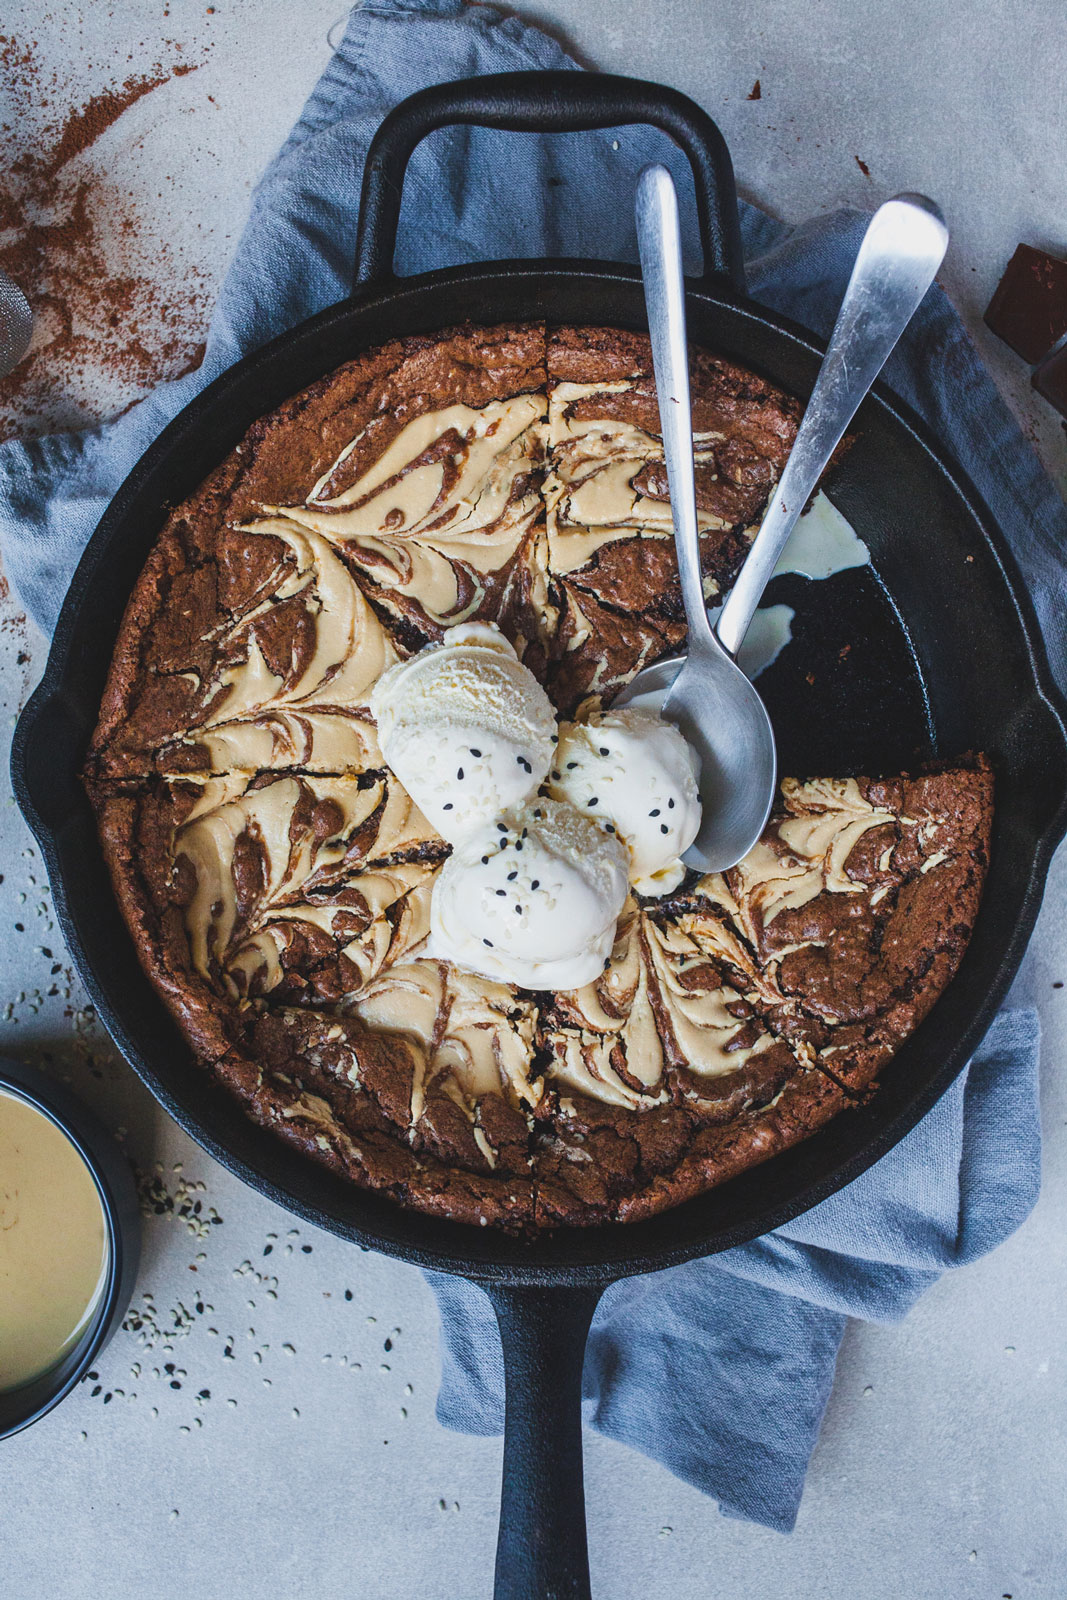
(1, 2, 1065, 1597)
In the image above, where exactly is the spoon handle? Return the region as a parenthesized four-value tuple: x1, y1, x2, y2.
(715, 194, 949, 659)
(635, 164, 720, 655)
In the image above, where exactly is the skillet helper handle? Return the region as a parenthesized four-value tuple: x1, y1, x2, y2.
(485, 1283, 605, 1600)
(354, 69, 745, 294)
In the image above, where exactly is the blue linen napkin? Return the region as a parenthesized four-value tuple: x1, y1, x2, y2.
(0, 0, 1056, 1534)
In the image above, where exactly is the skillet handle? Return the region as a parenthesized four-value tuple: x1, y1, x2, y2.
(485, 1282, 605, 1600)
(354, 70, 745, 295)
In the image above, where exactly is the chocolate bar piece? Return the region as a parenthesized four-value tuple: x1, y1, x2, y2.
(984, 243, 1067, 364)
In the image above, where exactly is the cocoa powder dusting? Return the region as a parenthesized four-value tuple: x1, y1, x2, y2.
(0, 37, 212, 441)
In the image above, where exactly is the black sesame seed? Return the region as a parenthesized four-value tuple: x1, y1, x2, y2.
(599, 746, 610, 756)
(507, 871, 518, 881)
(483, 938, 494, 948)
(515, 841, 523, 851)
(668, 798, 675, 809)
(531, 879, 540, 890)
(605, 823, 615, 833)
(567, 761, 578, 769)
(660, 824, 669, 834)
(514, 905, 522, 915)
(551, 770, 561, 780)
(588, 798, 599, 807)
(443, 802, 454, 811)
(345, 1289, 353, 1301)
(650, 808, 660, 817)
(534, 809, 542, 819)
(470, 748, 482, 757)
(496, 889, 506, 897)
(481, 856, 490, 865)
(497, 822, 508, 833)
(457, 768, 464, 780)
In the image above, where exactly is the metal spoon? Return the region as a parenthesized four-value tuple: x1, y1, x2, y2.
(622, 165, 948, 873)
(0, 270, 33, 380)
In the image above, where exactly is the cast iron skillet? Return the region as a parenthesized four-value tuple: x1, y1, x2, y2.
(12, 72, 1067, 1599)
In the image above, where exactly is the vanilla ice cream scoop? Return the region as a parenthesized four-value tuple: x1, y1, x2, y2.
(547, 708, 701, 894)
(427, 797, 630, 990)
(370, 622, 557, 844)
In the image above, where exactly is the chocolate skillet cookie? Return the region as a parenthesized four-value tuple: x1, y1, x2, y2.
(85, 321, 993, 1232)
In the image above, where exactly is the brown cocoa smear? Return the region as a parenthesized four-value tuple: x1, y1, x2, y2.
(0, 37, 211, 442)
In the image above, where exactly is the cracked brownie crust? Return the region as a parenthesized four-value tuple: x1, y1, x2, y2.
(85, 321, 993, 1231)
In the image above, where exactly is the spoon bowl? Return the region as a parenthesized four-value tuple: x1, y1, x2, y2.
(0, 269, 33, 379)
(642, 634, 777, 872)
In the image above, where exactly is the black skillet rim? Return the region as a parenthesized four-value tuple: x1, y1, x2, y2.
(12, 260, 1067, 1287)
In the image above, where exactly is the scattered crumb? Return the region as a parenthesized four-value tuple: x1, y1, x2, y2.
(0, 36, 213, 440)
